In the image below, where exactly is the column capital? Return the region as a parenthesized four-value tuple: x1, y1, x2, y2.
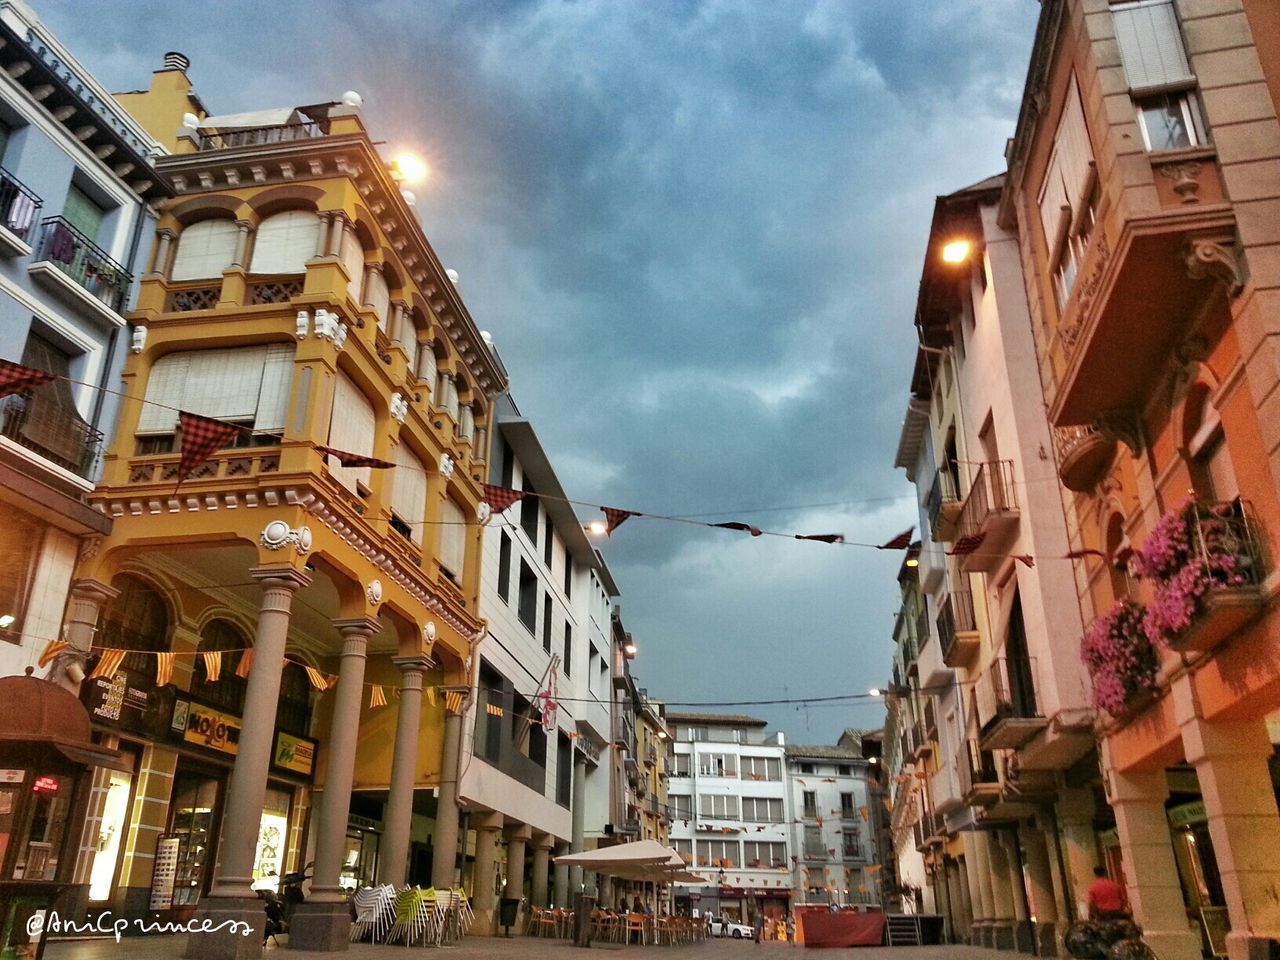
(505, 823, 533, 842)
(155, 226, 178, 241)
(392, 653, 435, 675)
(333, 616, 380, 638)
(532, 833, 556, 851)
(249, 565, 311, 590)
(441, 685, 470, 715)
(69, 578, 119, 604)
(474, 809, 504, 832)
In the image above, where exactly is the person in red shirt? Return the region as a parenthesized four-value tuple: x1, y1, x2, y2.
(1087, 866, 1129, 920)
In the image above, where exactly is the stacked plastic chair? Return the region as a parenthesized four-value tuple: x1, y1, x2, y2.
(454, 887, 474, 932)
(349, 884, 395, 943)
(385, 886, 437, 946)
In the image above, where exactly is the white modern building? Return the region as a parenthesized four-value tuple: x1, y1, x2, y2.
(462, 395, 617, 928)
(785, 734, 879, 907)
(666, 712, 791, 923)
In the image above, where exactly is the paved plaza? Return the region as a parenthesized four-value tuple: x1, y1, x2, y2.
(44, 935, 1017, 960)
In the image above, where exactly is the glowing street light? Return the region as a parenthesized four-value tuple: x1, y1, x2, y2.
(586, 519, 608, 536)
(941, 239, 971, 264)
(391, 153, 429, 184)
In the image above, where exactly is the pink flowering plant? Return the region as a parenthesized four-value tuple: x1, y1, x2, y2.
(1132, 498, 1256, 647)
(1081, 600, 1158, 716)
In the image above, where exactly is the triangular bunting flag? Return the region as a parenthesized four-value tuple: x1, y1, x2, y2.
(444, 690, 465, 714)
(235, 647, 254, 679)
(155, 651, 176, 687)
(713, 521, 762, 536)
(948, 530, 986, 556)
(603, 507, 636, 534)
(1015, 554, 1035, 568)
(315, 444, 394, 469)
(369, 685, 387, 708)
(0, 359, 56, 398)
(1065, 548, 1106, 560)
(482, 483, 524, 513)
(425, 686, 437, 707)
(305, 666, 330, 691)
(878, 527, 914, 550)
(202, 650, 222, 682)
(37, 639, 70, 668)
(89, 649, 125, 681)
(177, 412, 241, 484)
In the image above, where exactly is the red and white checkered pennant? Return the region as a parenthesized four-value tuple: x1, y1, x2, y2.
(482, 484, 525, 514)
(177, 412, 241, 484)
(0, 359, 55, 398)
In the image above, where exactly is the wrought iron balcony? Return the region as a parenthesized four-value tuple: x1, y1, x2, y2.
(956, 460, 1019, 572)
(955, 739, 1000, 805)
(1055, 424, 1116, 492)
(0, 392, 103, 479)
(32, 217, 132, 314)
(937, 589, 980, 667)
(195, 121, 322, 151)
(0, 166, 41, 249)
(926, 467, 962, 541)
(978, 655, 1048, 750)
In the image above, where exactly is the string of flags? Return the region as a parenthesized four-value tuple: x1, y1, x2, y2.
(0, 358, 1115, 567)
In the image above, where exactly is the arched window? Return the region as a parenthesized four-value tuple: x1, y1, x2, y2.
(101, 574, 170, 675)
(275, 661, 312, 736)
(1184, 385, 1238, 503)
(171, 219, 238, 281)
(194, 619, 248, 714)
(249, 210, 319, 275)
(439, 497, 467, 583)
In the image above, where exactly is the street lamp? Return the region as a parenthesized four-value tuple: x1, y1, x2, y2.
(941, 239, 971, 263)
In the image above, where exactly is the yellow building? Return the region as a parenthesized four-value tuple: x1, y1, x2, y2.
(636, 692, 670, 845)
(71, 56, 506, 954)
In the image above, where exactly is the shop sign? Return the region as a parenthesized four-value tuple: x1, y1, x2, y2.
(1167, 801, 1206, 829)
(271, 731, 317, 778)
(84, 667, 174, 739)
(177, 699, 242, 756)
(348, 814, 379, 831)
(0, 769, 24, 783)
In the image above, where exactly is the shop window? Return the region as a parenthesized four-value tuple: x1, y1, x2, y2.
(170, 219, 238, 281)
(249, 209, 319, 275)
(252, 787, 292, 892)
(167, 772, 222, 904)
(89, 763, 136, 901)
(194, 619, 249, 715)
(101, 574, 170, 676)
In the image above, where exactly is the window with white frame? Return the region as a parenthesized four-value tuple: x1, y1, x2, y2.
(1037, 74, 1099, 313)
(136, 345, 293, 453)
(697, 752, 736, 777)
(249, 210, 319, 274)
(802, 791, 817, 819)
(740, 756, 781, 781)
(697, 794, 739, 820)
(389, 442, 427, 543)
(671, 838, 693, 863)
(741, 797, 783, 823)
(803, 824, 824, 860)
(696, 839, 738, 868)
(170, 219, 238, 281)
(671, 752, 691, 777)
(743, 841, 786, 868)
(668, 794, 692, 820)
(1111, 0, 1204, 152)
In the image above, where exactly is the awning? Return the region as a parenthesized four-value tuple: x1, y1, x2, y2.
(555, 839, 674, 869)
(199, 108, 300, 129)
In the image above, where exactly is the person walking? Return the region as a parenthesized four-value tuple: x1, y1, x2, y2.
(754, 911, 764, 944)
(786, 913, 796, 946)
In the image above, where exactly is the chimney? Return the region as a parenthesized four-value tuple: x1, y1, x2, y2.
(163, 51, 190, 72)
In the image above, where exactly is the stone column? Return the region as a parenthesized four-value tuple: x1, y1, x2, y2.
(315, 212, 333, 258)
(389, 301, 407, 347)
(1001, 830, 1033, 954)
(965, 831, 995, 945)
(1181, 716, 1280, 960)
(152, 227, 176, 276)
(570, 754, 588, 896)
(230, 220, 252, 269)
(471, 810, 504, 936)
(553, 844, 570, 909)
(948, 857, 971, 942)
(985, 829, 1016, 950)
(1057, 786, 1097, 920)
(505, 823, 531, 930)
(1021, 821, 1059, 956)
(376, 655, 430, 886)
(185, 568, 307, 960)
(1106, 763, 1201, 960)
(325, 212, 346, 258)
(289, 617, 375, 951)
(431, 693, 467, 888)
(530, 834, 553, 908)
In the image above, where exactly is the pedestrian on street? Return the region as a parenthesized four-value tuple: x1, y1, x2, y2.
(786, 913, 796, 946)
(754, 911, 764, 943)
(1087, 866, 1129, 920)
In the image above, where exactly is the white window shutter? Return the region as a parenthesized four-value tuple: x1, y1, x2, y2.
(402, 332, 418, 376)
(137, 353, 191, 434)
(368, 269, 390, 330)
(254, 344, 295, 434)
(250, 210, 320, 274)
(459, 404, 475, 441)
(1112, 0, 1194, 93)
(184, 348, 266, 422)
(438, 497, 467, 578)
(327, 373, 377, 492)
(390, 442, 427, 543)
(1057, 76, 1094, 211)
(417, 348, 437, 387)
(171, 219, 238, 281)
(339, 228, 365, 306)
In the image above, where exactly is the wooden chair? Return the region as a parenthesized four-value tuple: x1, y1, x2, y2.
(624, 912, 647, 946)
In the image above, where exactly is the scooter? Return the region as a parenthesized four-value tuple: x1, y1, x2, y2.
(279, 863, 313, 925)
(258, 863, 312, 946)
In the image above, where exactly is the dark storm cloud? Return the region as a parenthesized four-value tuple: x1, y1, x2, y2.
(38, 0, 1039, 739)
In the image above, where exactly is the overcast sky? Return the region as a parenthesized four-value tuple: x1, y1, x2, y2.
(39, 0, 1039, 743)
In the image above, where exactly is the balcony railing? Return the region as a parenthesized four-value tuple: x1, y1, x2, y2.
(1055, 424, 1116, 492)
(979, 655, 1048, 750)
(926, 467, 963, 541)
(0, 166, 42, 241)
(956, 739, 1000, 803)
(956, 460, 1019, 571)
(33, 217, 132, 313)
(937, 589, 980, 666)
(0, 393, 102, 479)
(196, 121, 323, 151)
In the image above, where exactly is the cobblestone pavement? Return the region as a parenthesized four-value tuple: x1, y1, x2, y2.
(45, 933, 1018, 960)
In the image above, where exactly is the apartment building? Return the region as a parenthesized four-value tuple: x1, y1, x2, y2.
(998, 3, 1280, 959)
(666, 713, 791, 923)
(460, 399, 615, 931)
(784, 734, 879, 907)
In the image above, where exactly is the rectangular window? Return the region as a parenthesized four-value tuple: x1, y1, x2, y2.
(517, 559, 537, 633)
(671, 752, 691, 777)
(1134, 91, 1201, 151)
(837, 765, 851, 777)
(743, 841, 786, 868)
(841, 793, 856, 820)
(741, 797, 783, 823)
(497, 533, 512, 602)
(740, 756, 781, 781)
(698, 794, 739, 820)
(499, 437, 514, 489)
(389, 442, 427, 544)
(563, 622, 572, 676)
(1111, 0, 1204, 153)
(564, 556, 573, 599)
(543, 526, 554, 567)
(438, 499, 466, 582)
(803, 824, 824, 860)
(520, 482, 538, 541)
(671, 839, 693, 863)
(842, 829, 862, 859)
(685, 727, 708, 742)
(802, 791, 817, 819)
(697, 752, 736, 777)
(542, 593, 553, 653)
(799, 763, 814, 775)
(0, 510, 42, 642)
(668, 794, 692, 820)
(556, 732, 572, 807)
(696, 839, 738, 868)
(62, 182, 105, 242)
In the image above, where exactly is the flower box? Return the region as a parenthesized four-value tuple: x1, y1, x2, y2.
(1165, 585, 1263, 653)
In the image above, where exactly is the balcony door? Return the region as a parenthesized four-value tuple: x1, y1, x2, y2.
(62, 183, 104, 242)
(17, 330, 93, 472)
(1005, 595, 1038, 719)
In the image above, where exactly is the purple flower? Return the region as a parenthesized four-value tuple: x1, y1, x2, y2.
(1081, 600, 1159, 716)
